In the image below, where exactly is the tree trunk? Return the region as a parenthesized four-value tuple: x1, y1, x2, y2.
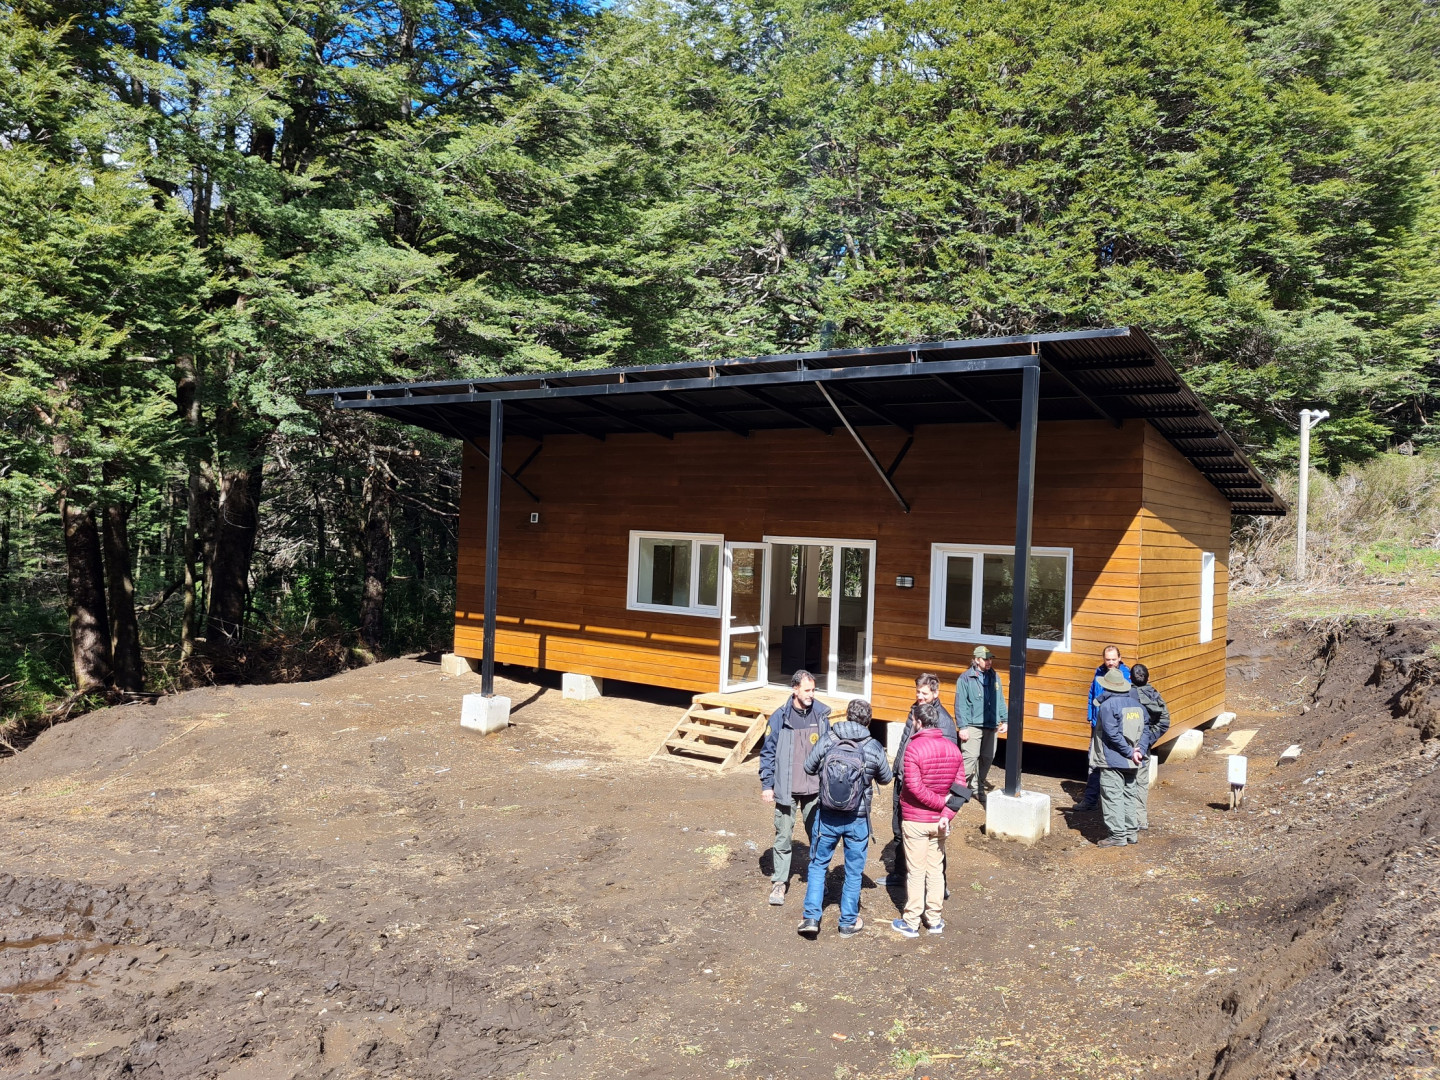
(182, 466, 215, 658)
(359, 470, 392, 656)
(0, 508, 10, 603)
(102, 499, 145, 692)
(60, 496, 113, 692)
(176, 355, 213, 660)
(206, 462, 263, 647)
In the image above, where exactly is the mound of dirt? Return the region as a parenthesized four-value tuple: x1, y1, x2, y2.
(3, 615, 1437, 1079)
(1181, 612, 1440, 1080)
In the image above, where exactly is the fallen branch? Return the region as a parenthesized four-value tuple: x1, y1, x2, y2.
(138, 578, 184, 614)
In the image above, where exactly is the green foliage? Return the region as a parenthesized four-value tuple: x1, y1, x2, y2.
(586, 0, 1438, 458)
(1, 0, 1438, 729)
(0, 9, 204, 508)
(1233, 447, 1440, 586)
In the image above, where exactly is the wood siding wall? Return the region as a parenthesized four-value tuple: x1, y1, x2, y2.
(454, 417, 1229, 751)
(1136, 424, 1231, 741)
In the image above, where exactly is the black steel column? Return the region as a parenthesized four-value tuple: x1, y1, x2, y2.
(1003, 362, 1040, 797)
(481, 399, 503, 697)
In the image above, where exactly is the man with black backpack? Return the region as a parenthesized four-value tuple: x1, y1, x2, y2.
(796, 699, 893, 939)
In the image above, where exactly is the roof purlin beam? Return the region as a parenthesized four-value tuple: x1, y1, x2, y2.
(1038, 354, 1122, 428)
(569, 396, 675, 439)
(644, 391, 749, 437)
(325, 354, 1041, 410)
(815, 382, 910, 513)
(308, 329, 1132, 400)
(926, 374, 1014, 429)
(507, 400, 605, 441)
(739, 386, 832, 434)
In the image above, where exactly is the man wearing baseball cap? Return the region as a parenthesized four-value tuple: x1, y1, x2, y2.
(954, 645, 1007, 807)
(1091, 665, 1147, 846)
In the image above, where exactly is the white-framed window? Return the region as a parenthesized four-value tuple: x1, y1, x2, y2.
(1199, 551, 1216, 643)
(626, 531, 723, 617)
(927, 543, 1073, 652)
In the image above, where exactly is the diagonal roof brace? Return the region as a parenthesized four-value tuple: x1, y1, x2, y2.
(1039, 354, 1122, 428)
(815, 382, 910, 513)
(434, 413, 542, 504)
(826, 382, 914, 433)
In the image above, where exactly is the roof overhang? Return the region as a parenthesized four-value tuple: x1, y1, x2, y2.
(308, 326, 1284, 515)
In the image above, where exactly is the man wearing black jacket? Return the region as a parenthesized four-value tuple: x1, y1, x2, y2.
(758, 670, 833, 905)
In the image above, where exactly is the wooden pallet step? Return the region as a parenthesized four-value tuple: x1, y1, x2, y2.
(685, 714, 754, 731)
(664, 738, 729, 760)
(659, 750, 728, 771)
(655, 754, 726, 773)
(653, 692, 780, 774)
(691, 694, 773, 714)
(674, 723, 743, 742)
(687, 708, 757, 728)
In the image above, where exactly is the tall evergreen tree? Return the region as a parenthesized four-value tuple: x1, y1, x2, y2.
(588, 0, 1438, 461)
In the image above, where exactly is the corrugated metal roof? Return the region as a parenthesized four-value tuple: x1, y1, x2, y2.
(309, 326, 1284, 515)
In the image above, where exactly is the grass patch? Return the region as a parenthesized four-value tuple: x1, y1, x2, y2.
(697, 843, 731, 869)
(892, 1047, 932, 1071)
(1357, 541, 1440, 576)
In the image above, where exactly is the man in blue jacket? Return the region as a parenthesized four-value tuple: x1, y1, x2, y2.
(797, 699, 893, 938)
(1076, 645, 1130, 811)
(759, 670, 832, 906)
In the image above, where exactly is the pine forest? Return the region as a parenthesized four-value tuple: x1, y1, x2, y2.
(1, 0, 1437, 738)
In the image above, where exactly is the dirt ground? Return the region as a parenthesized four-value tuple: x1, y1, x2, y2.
(1, 601, 1437, 1079)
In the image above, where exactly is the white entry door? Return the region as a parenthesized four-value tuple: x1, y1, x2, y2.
(720, 542, 770, 692)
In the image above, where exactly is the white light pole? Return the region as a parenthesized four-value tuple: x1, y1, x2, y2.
(1296, 408, 1329, 578)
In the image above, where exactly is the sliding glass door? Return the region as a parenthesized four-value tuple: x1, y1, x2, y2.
(763, 537, 874, 699)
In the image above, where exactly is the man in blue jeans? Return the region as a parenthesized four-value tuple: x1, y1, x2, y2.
(796, 699, 893, 938)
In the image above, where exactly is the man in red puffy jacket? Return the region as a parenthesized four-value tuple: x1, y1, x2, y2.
(892, 702, 966, 938)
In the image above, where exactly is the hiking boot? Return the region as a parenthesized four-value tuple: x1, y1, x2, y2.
(1075, 798, 1098, 812)
(838, 917, 864, 938)
(889, 919, 919, 939)
(768, 882, 787, 906)
(797, 918, 820, 938)
(1128, 834, 1140, 844)
(1096, 836, 1129, 848)
(925, 919, 945, 935)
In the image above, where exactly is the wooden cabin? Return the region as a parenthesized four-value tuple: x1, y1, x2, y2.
(313, 327, 1283, 752)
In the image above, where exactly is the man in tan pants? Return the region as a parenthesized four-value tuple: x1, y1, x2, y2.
(891, 704, 965, 937)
